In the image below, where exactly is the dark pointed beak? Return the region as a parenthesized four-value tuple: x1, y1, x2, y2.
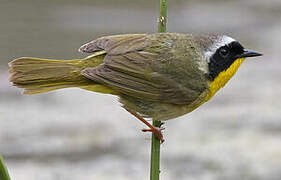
(238, 49, 263, 58)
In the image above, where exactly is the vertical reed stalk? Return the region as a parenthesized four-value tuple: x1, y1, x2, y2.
(150, 1, 167, 180)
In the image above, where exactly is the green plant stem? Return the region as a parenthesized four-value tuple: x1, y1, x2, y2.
(0, 155, 11, 180)
(150, 1, 167, 180)
(158, 0, 167, 33)
(150, 120, 162, 180)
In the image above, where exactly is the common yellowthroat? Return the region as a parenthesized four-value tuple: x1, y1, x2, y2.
(9, 33, 262, 142)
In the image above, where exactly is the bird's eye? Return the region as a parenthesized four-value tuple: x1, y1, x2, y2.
(219, 47, 229, 58)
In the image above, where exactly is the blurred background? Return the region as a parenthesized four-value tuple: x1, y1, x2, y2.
(1, 0, 281, 179)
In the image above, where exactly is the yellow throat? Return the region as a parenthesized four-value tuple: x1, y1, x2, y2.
(206, 58, 245, 101)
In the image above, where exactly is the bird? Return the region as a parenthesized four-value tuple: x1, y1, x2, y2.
(9, 33, 262, 142)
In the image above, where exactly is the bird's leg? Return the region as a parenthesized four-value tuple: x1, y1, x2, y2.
(126, 109, 165, 143)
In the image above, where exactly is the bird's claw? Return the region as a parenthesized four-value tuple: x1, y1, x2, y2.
(142, 127, 165, 143)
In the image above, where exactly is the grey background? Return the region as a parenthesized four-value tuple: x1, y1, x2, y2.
(1, 0, 281, 179)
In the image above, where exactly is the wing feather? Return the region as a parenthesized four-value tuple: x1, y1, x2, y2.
(79, 34, 148, 55)
(82, 64, 161, 100)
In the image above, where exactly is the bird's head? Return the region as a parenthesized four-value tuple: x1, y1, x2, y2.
(195, 34, 262, 99)
(197, 34, 262, 80)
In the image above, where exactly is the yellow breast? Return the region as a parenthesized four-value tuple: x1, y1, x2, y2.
(205, 58, 245, 101)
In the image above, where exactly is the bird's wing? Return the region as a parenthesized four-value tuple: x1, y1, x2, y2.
(79, 34, 148, 55)
(80, 34, 207, 104)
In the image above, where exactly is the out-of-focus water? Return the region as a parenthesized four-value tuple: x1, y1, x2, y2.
(1, 0, 281, 180)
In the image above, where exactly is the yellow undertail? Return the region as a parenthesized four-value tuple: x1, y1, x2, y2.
(9, 52, 116, 95)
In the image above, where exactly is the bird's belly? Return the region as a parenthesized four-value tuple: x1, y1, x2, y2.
(120, 91, 209, 121)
